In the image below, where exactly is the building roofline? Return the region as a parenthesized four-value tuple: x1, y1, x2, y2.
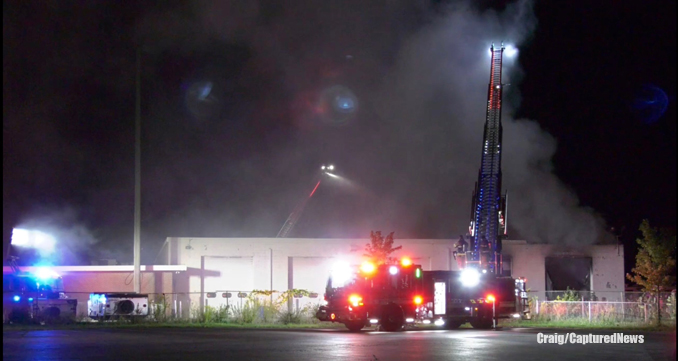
(3, 265, 187, 273)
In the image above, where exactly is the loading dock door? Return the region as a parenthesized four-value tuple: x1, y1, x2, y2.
(203, 256, 254, 307)
(292, 257, 334, 311)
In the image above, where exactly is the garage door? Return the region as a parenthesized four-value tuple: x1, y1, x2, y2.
(203, 256, 254, 293)
(292, 257, 334, 295)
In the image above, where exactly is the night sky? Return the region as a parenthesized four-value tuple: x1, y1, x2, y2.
(3, 1, 675, 273)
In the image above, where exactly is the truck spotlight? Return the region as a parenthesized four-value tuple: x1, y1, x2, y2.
(389, 266, 398, 275)
(460, 268, 480, 287)
(486, 294, 495, 303)
(360, 261, 376, 274)
(413, 295, 423, 305)
(401, 258, 412, 267)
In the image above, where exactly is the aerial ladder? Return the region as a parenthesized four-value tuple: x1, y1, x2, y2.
(276, 165, 334, 238)
(458, 43, 509, 275)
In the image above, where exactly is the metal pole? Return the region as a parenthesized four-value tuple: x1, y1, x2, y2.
(492, 300, 496, 329)
(134, 48, 142, 294)
(656, 286, 661, 325)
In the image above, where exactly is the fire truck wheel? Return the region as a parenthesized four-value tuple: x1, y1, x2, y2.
(380, 304, 404, 332)
(8, 310, 30, 324)
(43, 307, 61, 318)
(470, 319, 493, 329)
(445, 320, 462, 329)
(344, 320, 364, 332)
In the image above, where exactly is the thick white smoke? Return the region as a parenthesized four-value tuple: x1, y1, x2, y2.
(129, 0, 612, 245)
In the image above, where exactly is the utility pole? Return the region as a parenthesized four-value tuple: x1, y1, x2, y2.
(134, 48, 142, 294)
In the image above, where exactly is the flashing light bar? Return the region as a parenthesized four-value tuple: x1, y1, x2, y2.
(360, 262, 376, 274)
(348, 294, 363, 307)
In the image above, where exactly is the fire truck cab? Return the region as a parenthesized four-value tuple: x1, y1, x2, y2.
(316, 259, 425, 332)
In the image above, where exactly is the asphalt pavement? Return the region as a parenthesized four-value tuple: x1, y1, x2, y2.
(3, 327, 676, 361)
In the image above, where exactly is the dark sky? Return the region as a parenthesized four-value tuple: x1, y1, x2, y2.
(3, 1, 675, 272)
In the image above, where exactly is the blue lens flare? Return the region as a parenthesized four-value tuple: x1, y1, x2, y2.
(633, 85, 669, 124)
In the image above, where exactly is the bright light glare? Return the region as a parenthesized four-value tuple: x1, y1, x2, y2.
(321, 166, 326, 170)
(434, 319, 445, 326)
(423, 319, 431, 324)
(360, 261, 375, 274)
(486, 294, 496, 303)
(389, 266, 398, 275)
(512, 313, 521, 318)
(35, 267, 60, 280)
(370, 319, 379, 324)
(13, 295, 21, 302)
(328, 165, 334, 170)
(11, 228, 56, 253)
(505, 45, 518, 57)
(413, 295, 423, 305)
(348, 294, 363, 307)
(405, 318, 414, 323)
(401, 258, 412, 267)
(331, 261, 353, 287)
(325, 173, 338, 178)
(460, 268, 480, 287)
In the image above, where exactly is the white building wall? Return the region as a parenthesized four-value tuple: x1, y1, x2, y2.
(164, 237, 625, 315)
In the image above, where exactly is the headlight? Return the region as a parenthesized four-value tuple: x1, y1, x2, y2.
(460, 268, 480, 287)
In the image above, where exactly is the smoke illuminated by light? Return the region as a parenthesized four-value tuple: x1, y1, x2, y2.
(504, 44, 518, 57)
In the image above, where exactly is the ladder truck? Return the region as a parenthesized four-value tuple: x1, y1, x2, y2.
(276, 165, 335, 238)
(316, 44, 528, 332)
(441, 42, 527, 329)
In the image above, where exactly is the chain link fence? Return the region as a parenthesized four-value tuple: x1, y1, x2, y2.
(528, 291, 676, 325)
(60, 290, 326, 325)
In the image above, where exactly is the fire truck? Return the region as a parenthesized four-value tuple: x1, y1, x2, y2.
(315, 258, 527, 331)
(2, 258, 77, 324)
(316, 43, 530, 331)
(316, 258, 425, 331)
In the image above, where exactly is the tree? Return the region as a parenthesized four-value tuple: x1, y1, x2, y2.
(364, 231, 402, 265)
(626, 220, 676, 292)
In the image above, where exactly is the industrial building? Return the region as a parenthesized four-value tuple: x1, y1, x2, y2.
(159, 237, 625, 316)
(3, 237, 624, 318)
